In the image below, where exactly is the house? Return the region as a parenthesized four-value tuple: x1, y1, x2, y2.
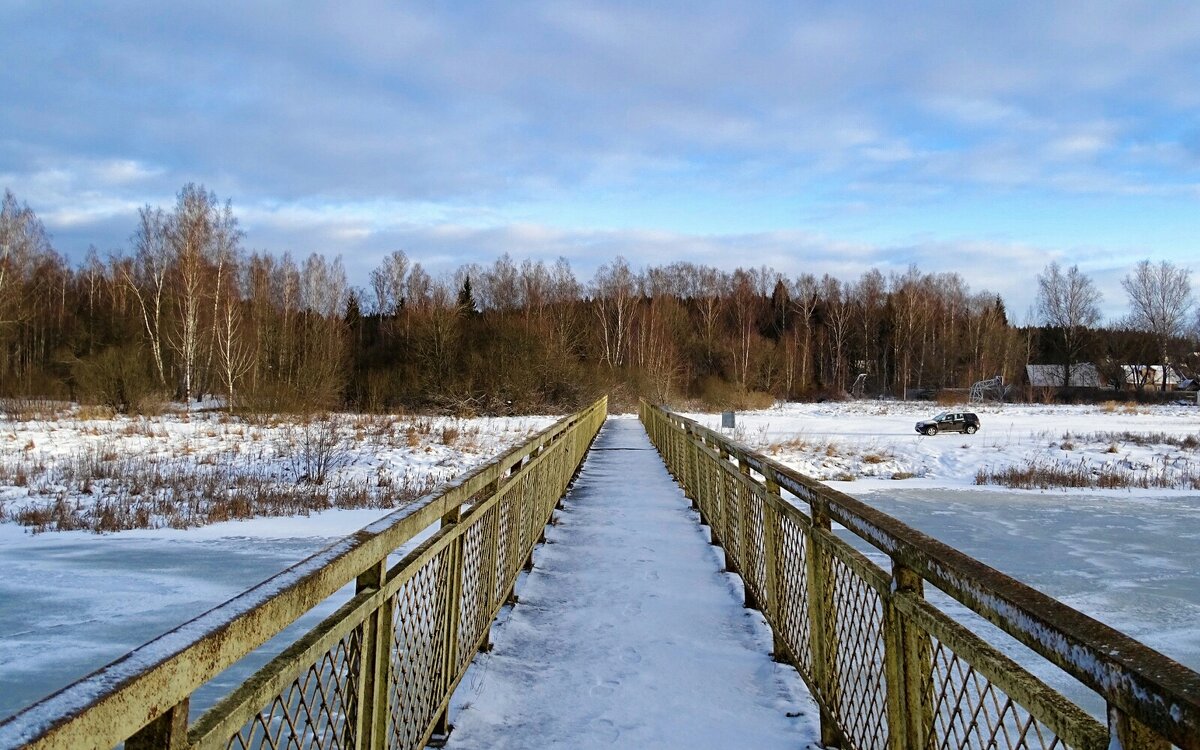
(1119, 364, 1186, 391)
(1025, 363, 1103, 388)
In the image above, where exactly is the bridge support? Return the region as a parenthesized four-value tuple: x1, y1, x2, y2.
(126, 698, 189, 750)
(806, 500, 845, 750)
(884, 564, 932, 750)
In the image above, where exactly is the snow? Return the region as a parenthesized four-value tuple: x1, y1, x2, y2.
(683, 400, 1200, 493)
(0, 410, 556, 532)
(444, 419, 819, 749)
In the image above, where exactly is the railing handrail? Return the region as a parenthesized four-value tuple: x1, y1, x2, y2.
(0, 398, 607, 750)
(648, 403, 1200, 749)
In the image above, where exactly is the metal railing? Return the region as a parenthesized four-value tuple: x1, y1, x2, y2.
(0, 397, 607, 750)
(641, 401, 1200, 750)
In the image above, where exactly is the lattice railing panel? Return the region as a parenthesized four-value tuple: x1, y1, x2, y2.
(928, 638, 1066, 750)
(773, 509, 813, 673)
(824, 546, 889, 750)
(722, 465, 740, 560)
(457, 506, 497, 671)
(226, 630, 361, 750)
(741, 486, 767, 610)
(387, 548, 452, 750)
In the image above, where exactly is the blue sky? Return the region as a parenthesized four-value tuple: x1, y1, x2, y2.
(3, 1, 1199, 318)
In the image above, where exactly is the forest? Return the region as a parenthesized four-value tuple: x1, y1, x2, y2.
(1, 185, 1196, 414)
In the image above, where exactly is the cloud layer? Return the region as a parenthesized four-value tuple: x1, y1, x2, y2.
(2, 1, 1199, 317)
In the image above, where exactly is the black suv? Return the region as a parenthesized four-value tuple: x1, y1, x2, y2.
(915, 411, 980, 436)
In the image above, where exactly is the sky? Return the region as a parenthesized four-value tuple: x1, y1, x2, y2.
(2, 1, 1200, 319)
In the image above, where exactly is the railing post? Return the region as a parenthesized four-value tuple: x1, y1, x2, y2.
(806, 498, 845, 749)
(125, 699, 189, 750)
(762, 467, 788, 664)
(353, 558, 391, 750)
(687, 426, 701, 510)
(884, 563, 932, 750)
(1108, 705, 1170, 750)
(431, 506, 465, 744)
(737, 455, 757, 609)
(713, 445, 730, 557)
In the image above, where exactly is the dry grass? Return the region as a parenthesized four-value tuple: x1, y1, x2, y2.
(0, 410, 513, 534)
(1071, 431, 1200, 450)
(976, 455, 1200, 491)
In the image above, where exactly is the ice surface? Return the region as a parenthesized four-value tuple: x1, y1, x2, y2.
(0, 509, 389, 720)
(444, 419, 819, 749)
(843, 487, 1200, 718)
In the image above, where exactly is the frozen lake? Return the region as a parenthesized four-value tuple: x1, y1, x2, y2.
(846, 487, 1200, 716)
(0, 514, 386, 721)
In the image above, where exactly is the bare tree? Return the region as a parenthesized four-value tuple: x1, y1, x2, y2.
(166, 184, 219, 406)
(546, 257, 583, 356)
(788, 273, 820, 394)
(215, 282, 254, 414)
(820, 275, 853, 393)
(121, 207, 172, 389)
(369, 250, 409, 316)
(0, 190, 51, 329)
(591, 257, 638, 369)
(1121, 260, 1193, 391)
(1036, 262, 1102, 386)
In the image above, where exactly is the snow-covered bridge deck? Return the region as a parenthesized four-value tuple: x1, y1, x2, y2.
(444, 418, 819, 748)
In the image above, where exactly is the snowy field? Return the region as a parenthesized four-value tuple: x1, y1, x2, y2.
(683, 400, 1200, 492)
(0, 409, 555, 720)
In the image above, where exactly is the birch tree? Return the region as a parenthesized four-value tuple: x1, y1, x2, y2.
(1122, 260, 1193, 391)
(1036, 262, 1101, 387)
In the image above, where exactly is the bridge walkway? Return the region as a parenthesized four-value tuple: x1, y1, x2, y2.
(443, 417, 819, 748)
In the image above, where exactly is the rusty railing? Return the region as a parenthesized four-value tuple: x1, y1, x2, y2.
(0, 396, 607, 750)
(641, 400, 1199, 750)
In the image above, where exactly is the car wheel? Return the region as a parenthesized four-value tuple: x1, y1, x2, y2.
(965, 425, 977, 434)
(925, 426, 937, 436)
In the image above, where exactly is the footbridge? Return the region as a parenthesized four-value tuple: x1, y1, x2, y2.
(1, 397, 1198, 750)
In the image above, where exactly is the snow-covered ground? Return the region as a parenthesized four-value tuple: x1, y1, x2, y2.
(0, 410, 555, 720)
(0, 409, 555, 532)
(683, 400, 1200, 492)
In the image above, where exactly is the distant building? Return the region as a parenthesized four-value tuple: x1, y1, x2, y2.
(1025, 363, 1103, 388)
(1120, 364, 1186, 391)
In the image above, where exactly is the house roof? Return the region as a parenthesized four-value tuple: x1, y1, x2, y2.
(1119, 364, 1184, 386)
(1025, 363, 1102, 388)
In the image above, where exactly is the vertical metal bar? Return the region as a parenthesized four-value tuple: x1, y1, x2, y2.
(431, 508, 464, 742)
(125, 699, 189, 750)
(807, 499, 845, 749)
(351, 558, 389, 750)
(1108, 705, 1171, 750)
(738, 455, 757, 609)
(762, 467, 788, 664)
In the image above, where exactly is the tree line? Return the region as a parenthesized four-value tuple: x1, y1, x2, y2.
(1, 185, 1196, 414)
